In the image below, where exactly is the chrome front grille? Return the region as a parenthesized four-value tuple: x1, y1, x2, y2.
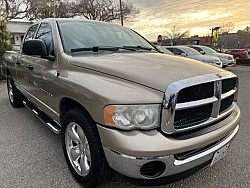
(220, 95, 234, 114)
(161, 72, 238, 134)
(174, 103, 213, 129)
(177, 82, 214, 103)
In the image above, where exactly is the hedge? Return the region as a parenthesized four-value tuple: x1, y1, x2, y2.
(236, 58, 250, 65)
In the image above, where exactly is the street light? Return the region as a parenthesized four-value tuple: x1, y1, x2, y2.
(210, 26, 221, 47)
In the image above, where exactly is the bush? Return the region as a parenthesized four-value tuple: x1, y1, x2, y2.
(236, 58, 250, 65)
(0, 14, 12, 80)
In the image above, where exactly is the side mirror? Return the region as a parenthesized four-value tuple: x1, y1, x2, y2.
(23, 39, 47, 57)
(181, 53, 187, 57)
(200, 50, 205, 55)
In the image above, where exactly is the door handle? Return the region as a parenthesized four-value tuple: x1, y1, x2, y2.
(16, 61, 21, 65)
(26, 64, 34, 70)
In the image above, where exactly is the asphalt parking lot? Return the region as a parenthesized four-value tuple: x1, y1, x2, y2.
(0, 66, 249, 188)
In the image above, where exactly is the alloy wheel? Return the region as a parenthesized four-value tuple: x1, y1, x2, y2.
(65, 122, 91, 177)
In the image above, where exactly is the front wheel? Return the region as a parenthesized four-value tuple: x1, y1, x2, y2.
(61, 108, 112, 188)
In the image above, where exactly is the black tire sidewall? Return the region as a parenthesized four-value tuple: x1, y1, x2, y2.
(7, 75, 23, 107)
(61, 109, 108, 188)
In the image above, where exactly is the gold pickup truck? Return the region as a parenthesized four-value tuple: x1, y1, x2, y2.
(2, 18, 240, 187)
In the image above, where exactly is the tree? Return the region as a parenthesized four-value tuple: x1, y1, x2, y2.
(25, 0, 138, 23)
(218, 22, 234, 50)
(244, 26, 250, 33)
(25, 0, 73, 20)
(0, 9, 12, 79)
(70, 0, 138, 22)
(0, 0, 29, 20)
(220, 22, 234, 34)
(163, 25, 190, 45)
(1, 0, 138, 23)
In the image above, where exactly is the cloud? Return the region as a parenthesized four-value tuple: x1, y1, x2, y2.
(128, 0, 250, 40)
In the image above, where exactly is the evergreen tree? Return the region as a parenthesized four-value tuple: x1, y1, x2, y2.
(0, 8, 12, 79)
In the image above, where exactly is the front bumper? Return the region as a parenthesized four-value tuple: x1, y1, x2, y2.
(98, 106, 240, 183)
(221, 58, 234, 66)
(103, 125, 239, 181)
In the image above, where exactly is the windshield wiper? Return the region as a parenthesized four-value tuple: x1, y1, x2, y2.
(122, 45, 155, 51)
(70, 45, 153, 53)
(71, 46, 121, 53)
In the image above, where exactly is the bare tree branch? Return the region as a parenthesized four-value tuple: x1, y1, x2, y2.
(163, 25, 190, 45)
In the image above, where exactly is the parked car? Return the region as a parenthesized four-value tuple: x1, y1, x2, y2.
(189, 45, 234, 68)
(226, 49, 248, 59)
(155, 45, 174, 55)
(2, 18, 240, 187)
(165, 46, 223, 68)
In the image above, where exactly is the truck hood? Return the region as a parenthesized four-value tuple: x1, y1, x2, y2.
(69, 52, 224, 92)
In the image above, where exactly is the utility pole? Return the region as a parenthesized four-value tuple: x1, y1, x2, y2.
(119, 0, 124, 26)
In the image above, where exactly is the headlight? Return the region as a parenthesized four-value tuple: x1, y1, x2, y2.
(104, 105, 161, 130)
(213, 59, 222, 64)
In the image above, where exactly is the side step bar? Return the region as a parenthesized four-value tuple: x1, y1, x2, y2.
(23, 100, 61, 134)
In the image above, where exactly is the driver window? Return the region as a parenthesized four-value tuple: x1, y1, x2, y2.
(193, 47, 202, 53)
(174, 48, 184, 55)
(24, 24, 38, 42)
(35, 23, 54, 56)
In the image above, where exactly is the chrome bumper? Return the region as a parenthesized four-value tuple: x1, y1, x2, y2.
(103, 125, 239, 180)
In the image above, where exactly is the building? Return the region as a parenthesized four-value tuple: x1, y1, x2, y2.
(7, 20, 33, 51)
(218, 32, 250, 50)
(162, 32, 250, 51)
(162, 36, 212, 46)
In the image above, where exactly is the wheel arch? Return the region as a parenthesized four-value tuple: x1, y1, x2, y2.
(59, 97, 93, 125)
(5, 67, 11, 76)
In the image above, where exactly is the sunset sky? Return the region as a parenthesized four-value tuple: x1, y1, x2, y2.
(126, 0, 250, 41)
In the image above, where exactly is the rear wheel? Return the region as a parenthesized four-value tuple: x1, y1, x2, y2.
(61, 108, 112, 188)
(6, 75, 24, 108)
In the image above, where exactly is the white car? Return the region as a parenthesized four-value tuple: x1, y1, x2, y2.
(189, 45, 234, 68)
(155, 45, 174, 55)
(165, 46, 223, 68)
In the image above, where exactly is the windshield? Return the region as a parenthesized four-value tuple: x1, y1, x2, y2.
(183, 47, 202, 56)
(156, 46, 174, 55)
(201, 46, 217, 54)
(57, 20, 154, 54)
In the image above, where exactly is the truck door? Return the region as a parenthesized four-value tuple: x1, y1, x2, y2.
(16, 24, 39, 91)
(25, 22, 58, 120)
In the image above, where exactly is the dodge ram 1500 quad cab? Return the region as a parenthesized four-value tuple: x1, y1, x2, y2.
(2, 18, 240, 187)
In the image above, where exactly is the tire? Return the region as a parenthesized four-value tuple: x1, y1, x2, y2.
(61, 108, 112, 188)
(6, 75, 24, 108)
(222, 65, 227, 68)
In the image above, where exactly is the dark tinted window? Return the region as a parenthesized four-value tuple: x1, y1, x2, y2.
(167, 48, 174, 52)
(192, 47, 202, 53)
(35, 23, 54, 55)
(24, 24, 38, 41)
(173, 48, 184, 55)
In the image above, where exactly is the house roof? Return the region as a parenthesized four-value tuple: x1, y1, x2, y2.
(7, 20, 33, 34)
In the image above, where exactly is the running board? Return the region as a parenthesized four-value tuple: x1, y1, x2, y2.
(23, 100, 61, 134)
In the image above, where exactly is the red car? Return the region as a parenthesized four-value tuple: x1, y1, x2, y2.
(226, 49, 248, 59)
